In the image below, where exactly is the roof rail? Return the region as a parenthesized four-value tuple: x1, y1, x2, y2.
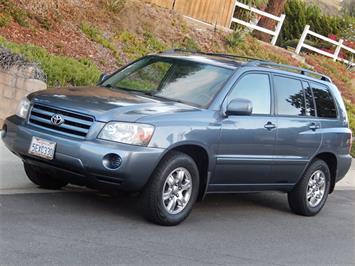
(247, 61, 332, 83)
(160, 49, 270, 63)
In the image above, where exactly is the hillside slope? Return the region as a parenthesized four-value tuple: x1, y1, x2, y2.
(0, 0, 353, 102)
(305, 0, 342, 15)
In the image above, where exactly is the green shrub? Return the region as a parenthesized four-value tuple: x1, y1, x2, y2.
(225, 29, 245, 48)
(104, 0, 126, 12)
(32, 14, 51, 30)
(0, 0, 29, 27)
(279, 0, 350, 46)
(80, 21, 121, 63)
(117, 31, 167, 60)
(0, 13, 12, 27)
(178, 36, 199, 51)
(0, 37, 100, 87)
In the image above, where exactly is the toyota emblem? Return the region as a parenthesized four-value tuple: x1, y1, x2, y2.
(51, 114, 65, 126)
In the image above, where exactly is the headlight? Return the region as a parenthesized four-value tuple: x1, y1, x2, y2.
(16, 97, 31, 119)
(98, 122, 154, 146)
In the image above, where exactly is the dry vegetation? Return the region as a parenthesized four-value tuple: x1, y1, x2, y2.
(0, 0, 353, 101)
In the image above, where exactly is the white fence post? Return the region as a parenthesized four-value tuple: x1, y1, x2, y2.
(333, 39, 343, 62)
(231, 1, 286, 46)
(271, 14, 286, 46)
(295, 25, 354, 67)
(295, 25, 310, 54)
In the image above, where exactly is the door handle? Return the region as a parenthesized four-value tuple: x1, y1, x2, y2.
(264, 122, 276, 130)
(309, 123, 320, 131)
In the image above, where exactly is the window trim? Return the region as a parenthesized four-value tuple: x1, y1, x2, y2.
(223, 71, 273, 117)
(302, 80, 317, 117)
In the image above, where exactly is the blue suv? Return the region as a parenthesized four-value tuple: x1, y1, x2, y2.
(2, 50, 352, 225)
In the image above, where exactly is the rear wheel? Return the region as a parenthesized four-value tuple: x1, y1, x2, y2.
(24, 163, 68, 190)
(141, 151, 199, 226)
(288, 159, 330, 216)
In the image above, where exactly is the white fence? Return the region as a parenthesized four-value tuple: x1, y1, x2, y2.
(230, 1, 286, 46)
(296, 25, 355, 67)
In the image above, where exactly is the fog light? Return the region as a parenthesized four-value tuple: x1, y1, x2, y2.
(1, 124, 7, 138)
(103, 153, 122, 170)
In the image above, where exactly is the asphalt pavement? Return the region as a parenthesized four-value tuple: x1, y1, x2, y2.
(0, 140, 354, 265)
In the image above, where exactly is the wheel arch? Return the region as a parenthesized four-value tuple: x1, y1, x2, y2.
(312, 152, 338, 194)
(156, 141, 213, 201)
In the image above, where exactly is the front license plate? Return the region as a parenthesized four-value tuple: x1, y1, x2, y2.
(28, 137, 56, 160)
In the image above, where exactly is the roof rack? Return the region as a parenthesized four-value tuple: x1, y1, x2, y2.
(160, 49, 332, 83)
(248, 61, 332, 83)
(160, 49, 270, 63)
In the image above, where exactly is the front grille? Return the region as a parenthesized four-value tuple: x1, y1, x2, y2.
(28, 104, 94, 138)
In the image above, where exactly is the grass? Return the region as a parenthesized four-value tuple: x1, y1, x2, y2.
(103, 0, 126, 12)
(117, 31, 167, 60)
(0, 13, 12, 27)
(0, 37, 100, 87)
(0, 0, 29, 27)
(80, 22, 121, 63)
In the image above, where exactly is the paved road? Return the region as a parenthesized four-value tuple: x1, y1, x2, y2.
(1, 140, 354, 265)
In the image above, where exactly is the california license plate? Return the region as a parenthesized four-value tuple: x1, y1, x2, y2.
(28, 137, 56, 160)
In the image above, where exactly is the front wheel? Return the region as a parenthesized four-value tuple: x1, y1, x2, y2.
(141, 151, 199, 226)
(288, 159, 331, 216)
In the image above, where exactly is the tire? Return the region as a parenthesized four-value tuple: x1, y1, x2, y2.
(141, 151, 200, 226)
(24, 163, 68, 190)
(288, 159, 331, 216)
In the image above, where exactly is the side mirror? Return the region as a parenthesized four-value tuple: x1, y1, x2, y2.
(226, 98, 253, 116)
(99, 73, 109, 83)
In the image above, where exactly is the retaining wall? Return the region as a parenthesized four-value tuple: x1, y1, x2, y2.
(0, 67, 46, 126)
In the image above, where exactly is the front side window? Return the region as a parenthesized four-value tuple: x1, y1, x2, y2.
(274, 75, 305, 116)
(102, 57, 233, 107)
(228, 73, 271, 115)
(311, 82, 337, 118)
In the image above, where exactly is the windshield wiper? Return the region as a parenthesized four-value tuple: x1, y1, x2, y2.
(101, 84, 113, 88)
(144, 92, 187, 105)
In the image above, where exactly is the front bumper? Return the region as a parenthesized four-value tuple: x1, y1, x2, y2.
(2, 115, 164, 191)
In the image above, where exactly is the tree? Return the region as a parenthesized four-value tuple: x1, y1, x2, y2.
(254, 0, 287, 42)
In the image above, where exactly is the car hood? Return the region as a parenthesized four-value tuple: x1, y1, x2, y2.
(28, 86, 199, 122)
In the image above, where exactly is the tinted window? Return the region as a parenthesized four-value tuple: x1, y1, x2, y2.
(303, 81, 315, 117)
(228, 74, 271, 114)
(102, 57, 233, 108)
(274, 76, 305, 116)
(311, 83, 337, 118)
(116, 61, 171, 91)
(156, 63, 232, 107)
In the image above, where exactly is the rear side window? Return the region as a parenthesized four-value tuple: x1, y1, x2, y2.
(274, 76, 305, 116)
(311, 83, 337, 118)
(228, 73, 271, 115)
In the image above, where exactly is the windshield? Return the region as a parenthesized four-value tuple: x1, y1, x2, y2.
(101, 56, 233, 107)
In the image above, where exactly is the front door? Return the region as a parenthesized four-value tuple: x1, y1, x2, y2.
(211, 72, 277, 191)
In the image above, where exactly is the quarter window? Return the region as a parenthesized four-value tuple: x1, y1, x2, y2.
(311, 83, 337, 118)
(274, 76, 305, 116)
(228, 73, 271, 115)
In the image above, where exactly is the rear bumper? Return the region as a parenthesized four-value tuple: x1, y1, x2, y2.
(336, 154, 352, 183)
(1, 115, 164, 191)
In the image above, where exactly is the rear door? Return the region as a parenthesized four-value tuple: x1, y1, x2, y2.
(272, 75, 322, 184)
